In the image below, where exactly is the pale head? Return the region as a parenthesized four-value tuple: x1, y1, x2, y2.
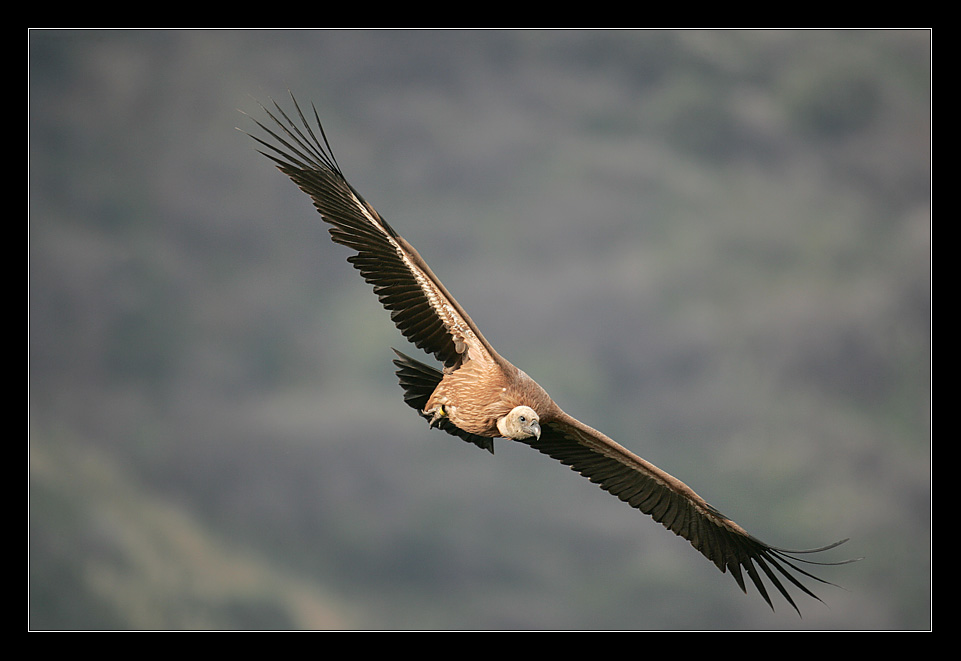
(497, 406, 541, 440)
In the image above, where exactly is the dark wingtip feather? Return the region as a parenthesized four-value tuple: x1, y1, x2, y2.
(733, 536, 861, 614)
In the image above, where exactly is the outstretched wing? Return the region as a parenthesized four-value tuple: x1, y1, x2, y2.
(527, 410, 857, 613)
(246, 95, 496, 370)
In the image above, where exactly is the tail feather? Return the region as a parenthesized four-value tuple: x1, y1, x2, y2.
(392, 349, 495, 454)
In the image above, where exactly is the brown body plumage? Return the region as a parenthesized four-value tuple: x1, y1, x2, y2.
(247, 95, 859, 614)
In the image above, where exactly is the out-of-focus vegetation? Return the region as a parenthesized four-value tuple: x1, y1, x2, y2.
(29, 29, 929, 630)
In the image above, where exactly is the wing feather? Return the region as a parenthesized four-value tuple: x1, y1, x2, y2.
(246, 94, 496, 369)
(528, 412, 858, 614)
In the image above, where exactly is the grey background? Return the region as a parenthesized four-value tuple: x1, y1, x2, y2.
(30, 29, 930, 630)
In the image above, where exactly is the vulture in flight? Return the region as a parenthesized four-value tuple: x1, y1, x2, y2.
(247, 96, 857, 614)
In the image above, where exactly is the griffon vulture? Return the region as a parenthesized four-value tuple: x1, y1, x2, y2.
(247, 96, 857, 614)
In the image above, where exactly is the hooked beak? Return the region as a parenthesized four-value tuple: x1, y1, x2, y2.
(529, 420, 541, 440)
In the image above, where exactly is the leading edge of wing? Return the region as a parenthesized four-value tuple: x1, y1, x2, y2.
(529, 412, 860, 614)
(245, 94, 496, 369)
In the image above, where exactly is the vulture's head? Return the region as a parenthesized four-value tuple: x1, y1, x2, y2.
(498, 406, 541, 441)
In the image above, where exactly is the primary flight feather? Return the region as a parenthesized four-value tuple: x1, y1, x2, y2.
(247, 95, 857, 614)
